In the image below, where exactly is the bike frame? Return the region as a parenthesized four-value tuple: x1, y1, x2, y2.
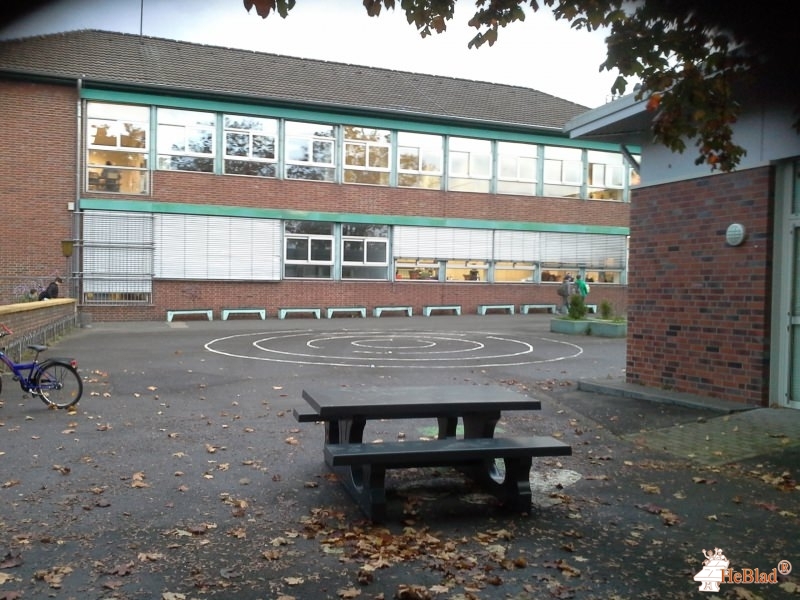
(0, 350, 41, 391)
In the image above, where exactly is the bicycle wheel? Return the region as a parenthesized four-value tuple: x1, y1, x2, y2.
(33, 361, 83, 409)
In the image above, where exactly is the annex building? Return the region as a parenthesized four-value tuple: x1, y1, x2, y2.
(0, 30, 633, 322)
(567, 82, 800, 409)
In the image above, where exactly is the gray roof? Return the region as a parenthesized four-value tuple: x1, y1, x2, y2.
(0, 29, 587, 132)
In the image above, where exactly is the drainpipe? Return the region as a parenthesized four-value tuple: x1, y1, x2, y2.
(71, 77, 83, 310)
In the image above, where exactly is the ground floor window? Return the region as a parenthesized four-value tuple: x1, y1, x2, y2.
(284, 220, 334, 279)
(82, 211, 154, 304)
(445, 260, 488, 281)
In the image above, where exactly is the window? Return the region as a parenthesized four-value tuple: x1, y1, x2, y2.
(284, 220, 334, 278)
(285, 121, 335, 182)
(494, 261, 537, 283)
(154, 215, 282, 280)
(157, 108, 215, 172)
(86, 102, 149, 194)
(82, 210, 153, 304)
(539, 232, 627, 284)
(497, 141, 538, 196)
(445, 260, 488, 282)
(395, 259, 440, 281)
(397, 132, 443, 189)
(344, 126, 391, 185)
(341, 224, 389, 279)
(587, 150, 624, 201)
(224, 115, 278, 177)
(543, 146, 582, 198)
(448, 137, 491, 193)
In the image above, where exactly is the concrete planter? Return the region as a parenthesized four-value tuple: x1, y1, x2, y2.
(550, 318, 590, 335)
(589, 320, 628, 338)
(589, 321, 628, 337)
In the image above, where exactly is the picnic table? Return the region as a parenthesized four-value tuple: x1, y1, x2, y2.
(295, 385, 571, 521)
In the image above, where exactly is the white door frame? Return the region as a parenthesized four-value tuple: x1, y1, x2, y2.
(771, 158, 800, 409)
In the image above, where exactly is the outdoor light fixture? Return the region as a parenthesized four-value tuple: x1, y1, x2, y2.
(725, 223, 746, 247)
(61, 240, 74, 258)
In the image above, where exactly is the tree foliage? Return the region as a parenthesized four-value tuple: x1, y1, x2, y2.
(243, 0, 798, 173)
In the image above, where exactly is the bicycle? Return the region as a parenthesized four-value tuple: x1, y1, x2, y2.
(0, 324, 83, 409)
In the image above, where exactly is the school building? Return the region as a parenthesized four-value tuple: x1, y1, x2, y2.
(0, 29, 633, 323)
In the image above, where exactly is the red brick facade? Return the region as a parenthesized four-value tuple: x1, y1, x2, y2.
(1, 79, 629, 322)
(627, 168, 773, 406)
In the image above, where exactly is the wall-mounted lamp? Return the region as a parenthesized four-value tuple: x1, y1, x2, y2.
(725, 223, 746, 247)
(61, 240, 75, 258)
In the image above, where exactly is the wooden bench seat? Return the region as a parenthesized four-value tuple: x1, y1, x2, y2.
(166, 309, 213, 322)
(325, 435, 571, 522)
(477, 304, 515, 315)
(221, 308, 266, 320)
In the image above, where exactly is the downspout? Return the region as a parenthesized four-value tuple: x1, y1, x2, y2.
(72, 77, 83, 313)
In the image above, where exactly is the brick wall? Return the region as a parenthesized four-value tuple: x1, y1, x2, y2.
(0, 82, 76, 283)
(627, 167, 773, 406)
(0, 299, 78, 360)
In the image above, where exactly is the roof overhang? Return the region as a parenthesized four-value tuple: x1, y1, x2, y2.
(564, 93, 653, 144)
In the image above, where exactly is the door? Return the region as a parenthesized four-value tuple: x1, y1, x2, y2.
(774, 159, 800, 408)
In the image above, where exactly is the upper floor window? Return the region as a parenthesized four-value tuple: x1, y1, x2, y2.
(224, 115, 278, 177)
(86, 102, 149, 194)
(397, 132, 442, 189)
(587, 150, 625, 201)
(344, 126, 391, 185)
(284, 220, 333, 278)
(543, 146, 582, 198)
(497, 141, 537, 196)
(285, 121, 335, 182)
(448, 137, 491, 193)
(157, 108, 215, 173)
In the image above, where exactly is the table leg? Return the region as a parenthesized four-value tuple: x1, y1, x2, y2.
(436, 416, 458, 439)
(462, 412, 500, 438)
(324, 417, 366, 445)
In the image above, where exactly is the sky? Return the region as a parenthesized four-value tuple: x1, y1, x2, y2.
(0, 0, 623, 108)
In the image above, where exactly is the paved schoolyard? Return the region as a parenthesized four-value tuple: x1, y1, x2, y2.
(0, 315, 798, 599)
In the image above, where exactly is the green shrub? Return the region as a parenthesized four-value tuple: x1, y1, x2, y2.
(567, 294, 587, 320)
(599, 299, 613, 320)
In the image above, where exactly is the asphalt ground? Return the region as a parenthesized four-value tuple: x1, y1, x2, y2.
(0, 314, 798, 600)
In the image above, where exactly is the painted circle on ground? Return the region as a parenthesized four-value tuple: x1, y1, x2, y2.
(205, 329, 583, 368)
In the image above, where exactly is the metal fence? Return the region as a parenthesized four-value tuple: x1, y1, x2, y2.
(0, 313, 78, 363)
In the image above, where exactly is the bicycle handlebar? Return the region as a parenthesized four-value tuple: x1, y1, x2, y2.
(0, 323, 13, 336)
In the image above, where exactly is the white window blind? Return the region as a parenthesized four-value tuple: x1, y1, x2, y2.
(493, 230, 541, 261)
(82, 210, 153, 293)
(154, 214, 282, 280)
(393, 226, 492, 259)
(540, 232, 627, 268)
